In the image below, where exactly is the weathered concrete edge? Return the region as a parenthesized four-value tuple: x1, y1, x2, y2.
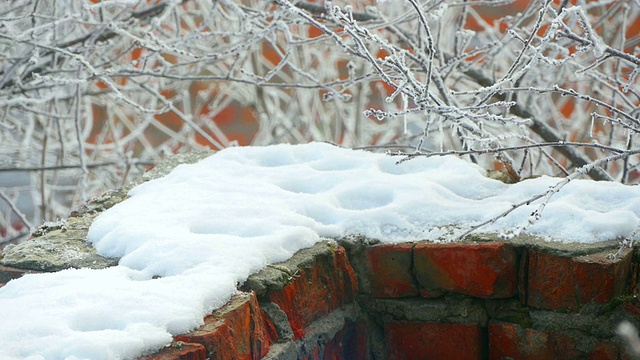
(241, 240, 337, 298)
(0, 151, 215, 272)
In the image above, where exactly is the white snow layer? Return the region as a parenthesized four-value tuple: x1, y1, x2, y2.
(1, 142, 639, 359)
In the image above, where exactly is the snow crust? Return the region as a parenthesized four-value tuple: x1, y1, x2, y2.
(1, 142, 639, 359)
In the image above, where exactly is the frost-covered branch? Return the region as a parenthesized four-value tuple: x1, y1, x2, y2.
(1, 0, 638, 241)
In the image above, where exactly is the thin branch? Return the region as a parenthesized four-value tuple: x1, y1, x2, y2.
(0, 190, 32, 230)
(393, 140, 625, 164)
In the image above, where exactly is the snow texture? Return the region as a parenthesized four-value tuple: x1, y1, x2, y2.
(1, 142, 639, 359)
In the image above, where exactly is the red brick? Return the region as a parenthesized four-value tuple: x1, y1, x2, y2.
(174, 292, 275, 360)
(268, 246, 358, 340)
(365, 243, 418, 298)
(386, 321, 484, 360)
(138, 342, 206, 360)
(527, 249, 633, 310)
(489, 321, 631, 360)
(413, 242, 518, 298)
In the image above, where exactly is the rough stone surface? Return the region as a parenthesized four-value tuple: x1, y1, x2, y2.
(337, 235, 380, 297)
(386, 321, 485, 360)
(484, 299, 533, 328)
(527, 248, 633, 310)
(260, 302, 294, 341)
(260, 305, 360, 360)
(530, 303, 640, 340)
(467, 233, 623, 257)
(243, 241, 338, 297)
(413, 242, 518, 298)
(68, 189, 130, 218)
(365, 243, 417, 298)
(0, 216, 118, 271)
(248, 242, 358, 340)
(174, 292, 276, 360)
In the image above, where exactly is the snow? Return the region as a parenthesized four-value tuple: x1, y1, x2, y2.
(1, 142, 639, 359)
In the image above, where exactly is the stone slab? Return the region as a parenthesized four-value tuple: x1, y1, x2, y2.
(0, 217, 117, 271)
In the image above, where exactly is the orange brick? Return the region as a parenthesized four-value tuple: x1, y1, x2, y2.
(413, 242, 518, 298)
(386, 321, 484, 360)
(365, 243, 418, 298)
(489, 321, 631, 360)
(174, 292, 275, 360)
(268, 246, 358, 340)
(527, 249, 633, 310)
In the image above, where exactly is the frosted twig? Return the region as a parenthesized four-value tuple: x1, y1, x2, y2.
(393, 140, 625, 164)
(0, 189, 32, 232)
(455, 148, 640, 240)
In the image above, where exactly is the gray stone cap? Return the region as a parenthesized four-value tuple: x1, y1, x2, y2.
(0, 216, 118, 272)
(241, 240, 337, 297)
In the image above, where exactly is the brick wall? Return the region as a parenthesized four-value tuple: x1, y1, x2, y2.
(124, 234, 639, 360)
(1, 235, 638, 359)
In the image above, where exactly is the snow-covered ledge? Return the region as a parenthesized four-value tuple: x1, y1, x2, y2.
(1, 143, 638, 359)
